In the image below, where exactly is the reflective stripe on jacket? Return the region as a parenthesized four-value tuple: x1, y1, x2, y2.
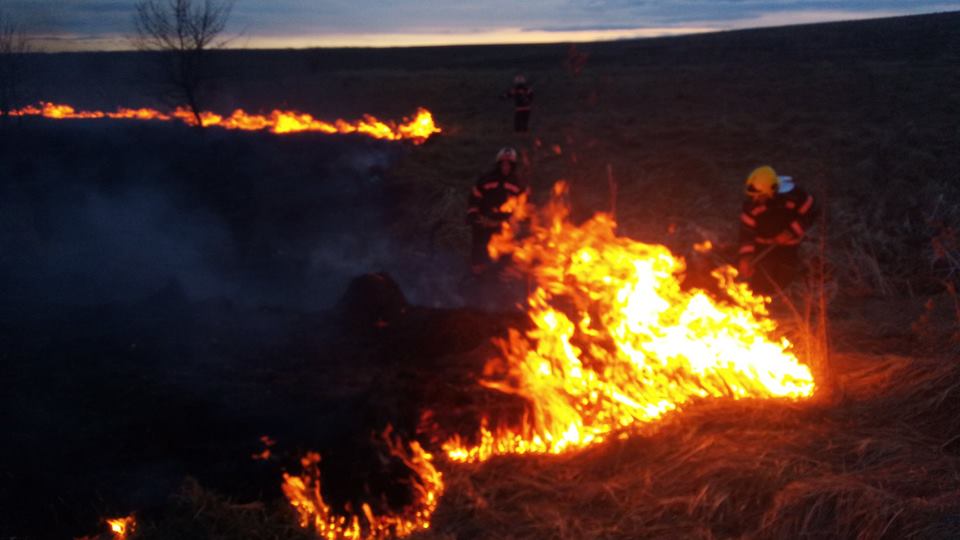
(467, 169, 528, 225)
(739, 187, 817, 256)
(505, 85, 534, 109)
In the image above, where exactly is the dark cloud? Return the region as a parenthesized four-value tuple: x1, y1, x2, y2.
(3, 0, 130, 34)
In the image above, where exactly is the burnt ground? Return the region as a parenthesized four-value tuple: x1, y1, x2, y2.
(1, 284, 521, 538)
(3, 9, 960, 539)
(0, 121, 518, 538)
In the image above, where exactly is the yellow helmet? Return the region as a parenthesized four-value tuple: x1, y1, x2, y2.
(745, 166, 779, 199)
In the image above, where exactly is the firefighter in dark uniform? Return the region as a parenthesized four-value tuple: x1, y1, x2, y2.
(467, 147, 527, 275)
(738, 166, 818, 294)
(503, 74, 534, 133)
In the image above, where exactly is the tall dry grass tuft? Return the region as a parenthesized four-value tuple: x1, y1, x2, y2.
(800, 192, 837, 402)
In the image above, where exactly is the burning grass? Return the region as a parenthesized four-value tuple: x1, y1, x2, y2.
(264, 179, 824, 537)
(424, 353, 960, 539)
(9, 102, 441, 142)
(282, 430, 443, 540)
(440, 182, 814, 464)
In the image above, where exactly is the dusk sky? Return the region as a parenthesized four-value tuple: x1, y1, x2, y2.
(4, 0, 960, 51)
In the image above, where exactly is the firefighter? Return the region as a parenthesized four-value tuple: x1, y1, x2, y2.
(738, 165, 818, 294)
(466, 147, 527, 275)
(502, 74, 534, 133)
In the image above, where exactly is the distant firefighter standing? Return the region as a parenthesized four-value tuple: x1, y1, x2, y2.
(503, 74, 534, 133)
(467, 147, 528, 274)
(738, 166, 818, 294)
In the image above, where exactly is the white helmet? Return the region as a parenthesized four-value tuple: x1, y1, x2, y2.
(496, 147, 518, 163)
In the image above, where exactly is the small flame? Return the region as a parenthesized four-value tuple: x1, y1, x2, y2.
(281, 430, 443, 540)
(10, 103, 441, 143)
(694, 240, 713, 253)
(443, 181, 815, 463)
(105, 515, 135, 540)
(252, 435, 276, 461)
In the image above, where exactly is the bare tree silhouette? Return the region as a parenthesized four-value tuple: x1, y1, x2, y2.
(133, 0, 234, 127)
(0, 10, 31, 118)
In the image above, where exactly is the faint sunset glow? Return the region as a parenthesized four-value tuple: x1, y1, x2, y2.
(243, 26, 716, 49)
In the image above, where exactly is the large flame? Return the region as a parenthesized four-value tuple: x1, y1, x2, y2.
(282, 431, 443, 540)
(9, 102, 440, 143)
(443, 181, 815, 463)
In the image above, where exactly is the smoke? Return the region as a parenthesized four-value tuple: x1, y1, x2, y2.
(3, 183, 232, 306)
(0, 120, 465, 314)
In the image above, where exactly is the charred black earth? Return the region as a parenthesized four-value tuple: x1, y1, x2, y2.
(0, 121, 516, 538)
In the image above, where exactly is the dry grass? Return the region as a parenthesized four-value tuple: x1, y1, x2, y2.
(420, 354, 960, 539)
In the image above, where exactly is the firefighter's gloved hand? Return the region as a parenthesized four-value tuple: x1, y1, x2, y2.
(774, 231, 797, 245)
(738, 257, 754, 279)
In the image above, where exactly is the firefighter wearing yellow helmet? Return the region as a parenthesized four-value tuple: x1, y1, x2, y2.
(467, 147, 529, 274)
(738, 165, 818, 294)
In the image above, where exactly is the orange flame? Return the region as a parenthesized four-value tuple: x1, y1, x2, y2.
(443, 181, 815, 463)
(10, 102, 441, 143)
(693, 240, 713, 253)
(105, 515, 135, 540)
(282, 431, 443, 540)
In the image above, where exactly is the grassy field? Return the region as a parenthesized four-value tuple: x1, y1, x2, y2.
(5, 10, 960, 539)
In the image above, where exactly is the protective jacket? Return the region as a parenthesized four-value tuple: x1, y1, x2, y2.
(467, 168, 526, 226)
(738, 187, 817, 257)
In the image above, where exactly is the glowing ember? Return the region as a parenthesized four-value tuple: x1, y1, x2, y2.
(252, 435, 276, 461)
(105, 515, 135, 540)
(443, 181, 815, 463)
(10, 102, 441, 143)
(282, 430, 443, 540)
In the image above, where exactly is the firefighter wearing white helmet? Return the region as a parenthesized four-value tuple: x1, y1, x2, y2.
(496, 147, 517, 162)
(738, 165, 818, 294)
(467, 147, 528, 274)
(502, 74, 534, 133)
